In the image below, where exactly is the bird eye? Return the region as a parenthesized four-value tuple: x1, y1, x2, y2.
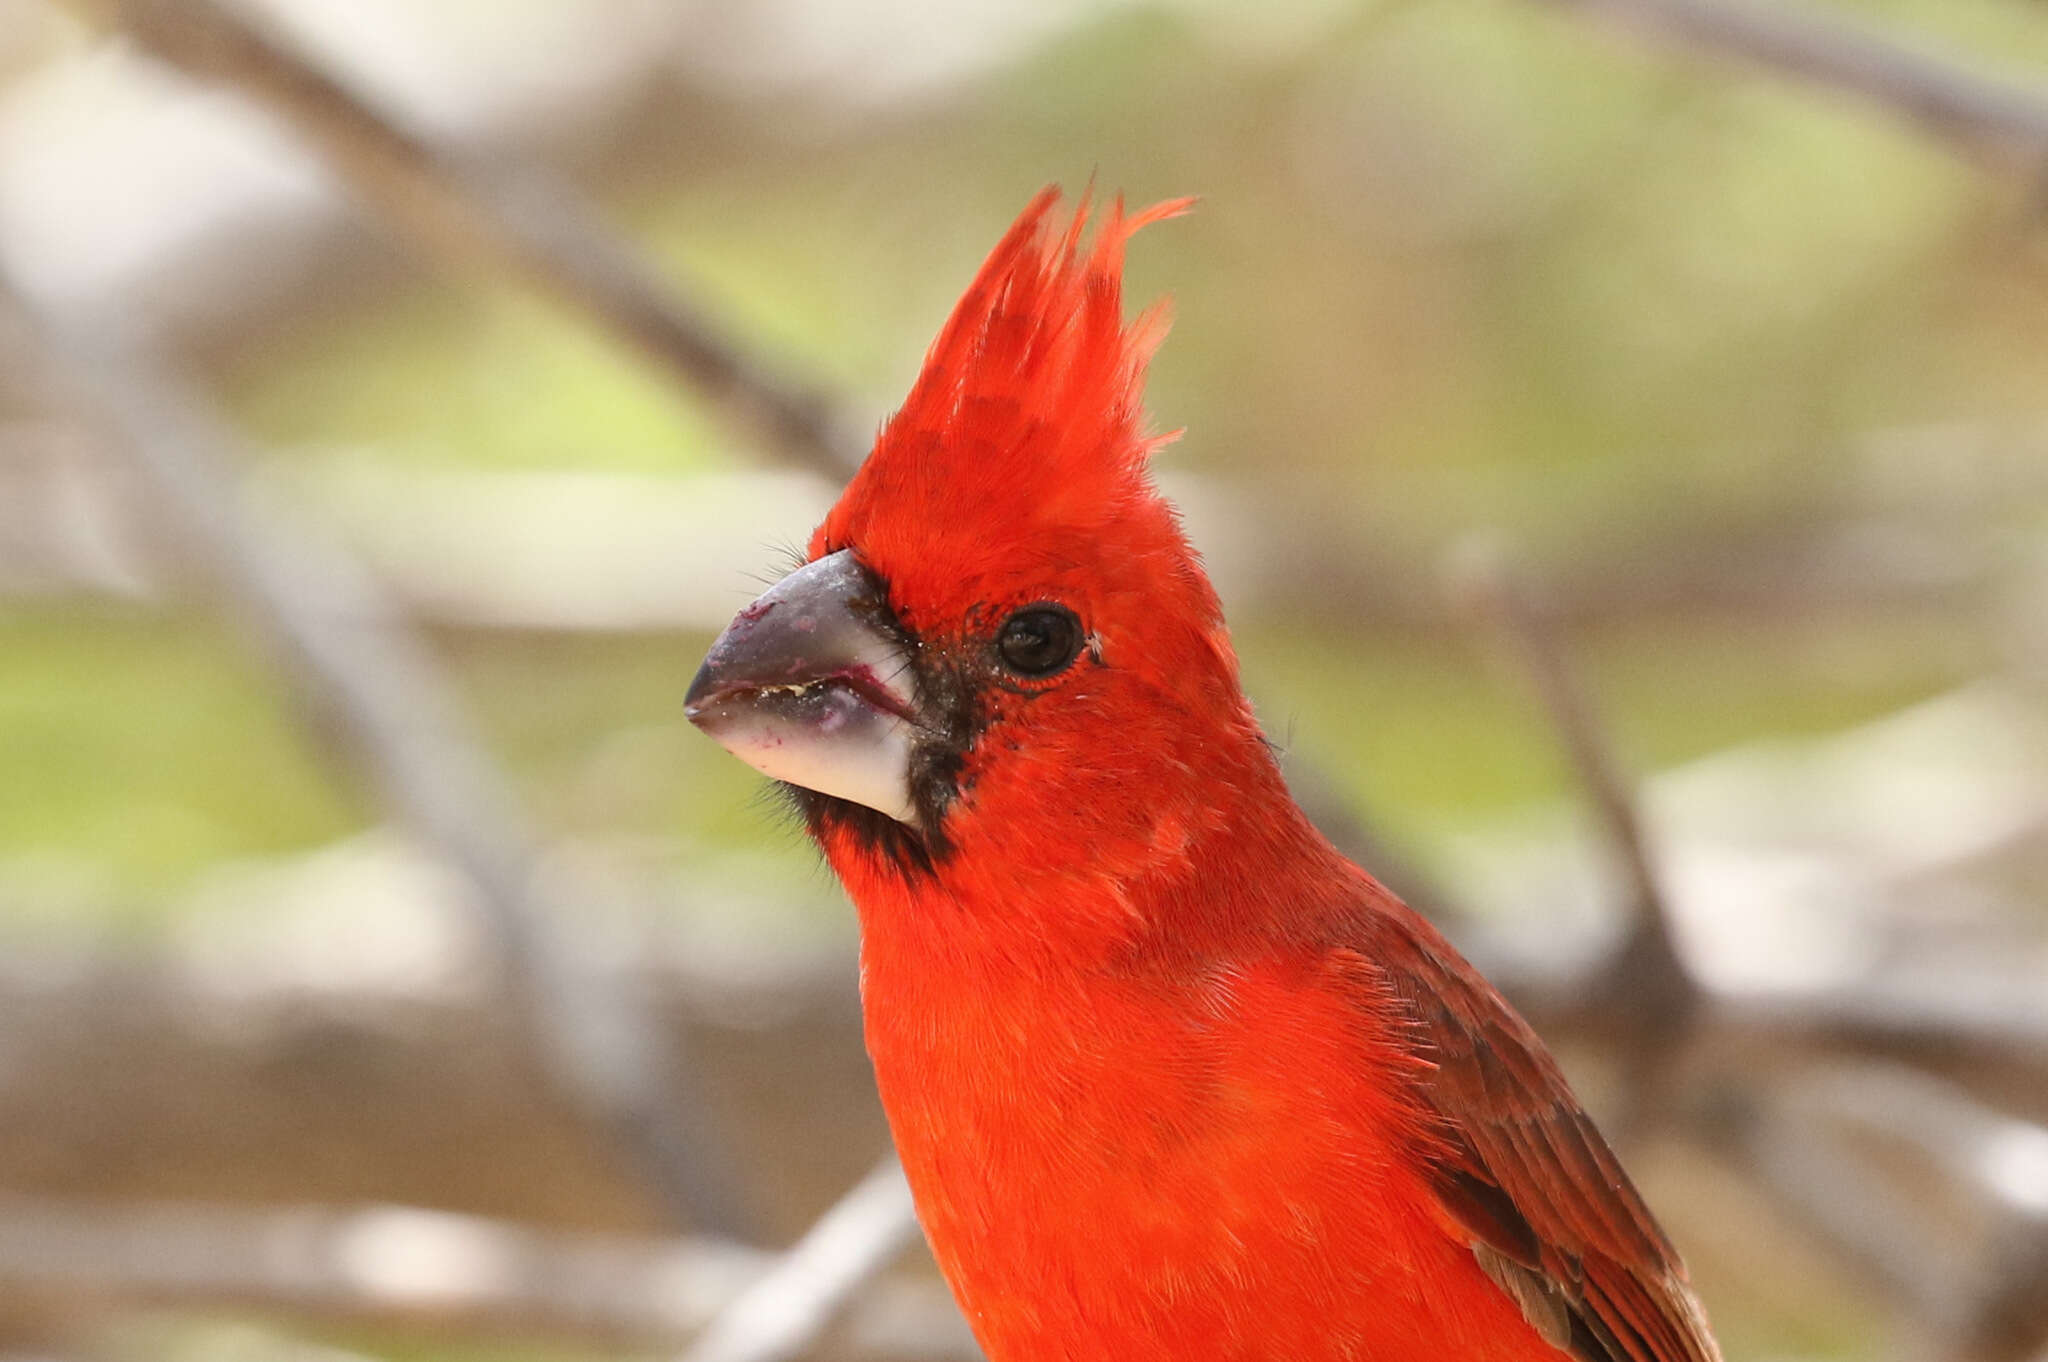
(995, 605, 1084, 678)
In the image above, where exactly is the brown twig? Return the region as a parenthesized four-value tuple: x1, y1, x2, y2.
(60, 0, 870, 477)
(0, 289, 753, 1239)
(1447, 536, 1701, 1135)
(1531, 0, 2048, 171)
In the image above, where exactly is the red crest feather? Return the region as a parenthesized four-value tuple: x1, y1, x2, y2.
(812, 188, 1202, 637)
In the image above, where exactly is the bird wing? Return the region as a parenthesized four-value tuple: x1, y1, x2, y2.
(1348, 909, 1721, 1362)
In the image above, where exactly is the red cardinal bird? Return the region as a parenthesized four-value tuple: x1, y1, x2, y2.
(686, 190, 1720, 1362)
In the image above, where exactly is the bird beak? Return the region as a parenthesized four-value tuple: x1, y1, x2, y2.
(685, 549, 925, 825)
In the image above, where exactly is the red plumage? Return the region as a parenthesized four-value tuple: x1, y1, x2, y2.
(816, 189, 1206, 660)
(765, 190, 1720, 1362)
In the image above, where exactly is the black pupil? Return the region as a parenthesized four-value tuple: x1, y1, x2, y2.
(998, 607, 1082, 677)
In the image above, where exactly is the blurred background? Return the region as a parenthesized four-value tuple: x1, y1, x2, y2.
(2, 0, 2047, 1359)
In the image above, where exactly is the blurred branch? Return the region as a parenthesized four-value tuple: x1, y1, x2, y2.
(0, 1195, 970, 1357)
(1531, 0, 2048, 169)
(1720, 977, 2048, 1065)
(678, 1158, 925, 1362)
(1449, 538, 1700, 1133)
(1796, 1065, 2048, 1362)
(0, 288, 752, 1238)
(1703, 1075, 1967, 1322)
(1705, 1062, 2048, 1362)
(60, 0, 868, 476)
(1802, 1061, 2048, 1211)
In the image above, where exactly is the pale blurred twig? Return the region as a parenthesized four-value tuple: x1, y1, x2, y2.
(59, 0, 869, 476)
(1707, 1061, 2048, 1362)
(1718, 975, 2048, 1066)
(1533, 0, 2048, 170)
(0, 288, 752, 1238)
(1706, 1076, 1963, 1322)
(678, 1158, 926, 1362)
(1796, 1064, 2048, 1362)
(0, 1194, 970, 1356)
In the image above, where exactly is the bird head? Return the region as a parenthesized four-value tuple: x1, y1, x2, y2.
(688, 190, 1279, 890)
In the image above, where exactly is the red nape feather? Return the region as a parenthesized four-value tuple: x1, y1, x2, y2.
(810, 187, 1198, 638)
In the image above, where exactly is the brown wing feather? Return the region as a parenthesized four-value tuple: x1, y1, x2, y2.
(1354, 908, 1721, 1362)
